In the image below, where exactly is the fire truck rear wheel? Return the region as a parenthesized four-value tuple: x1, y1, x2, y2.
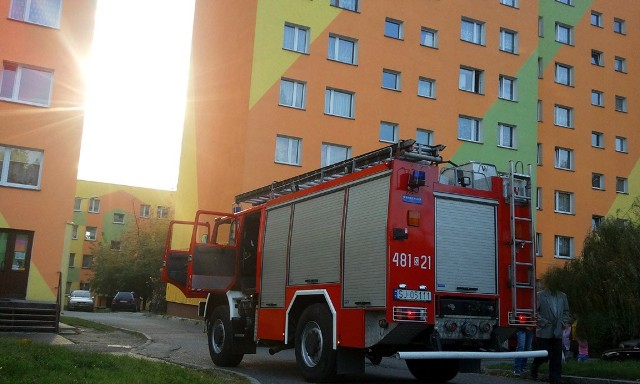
(405, 358, 459, 383)
(207, 306, 244, 367)
(295, 303, 337, 382)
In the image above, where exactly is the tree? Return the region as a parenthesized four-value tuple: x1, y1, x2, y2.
(90, 218, 169, 311)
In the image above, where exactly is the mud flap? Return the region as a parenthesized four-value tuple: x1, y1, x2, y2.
(337, 347, 365, 375)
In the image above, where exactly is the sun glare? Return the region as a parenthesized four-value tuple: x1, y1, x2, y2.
(79, 0, 195, 191)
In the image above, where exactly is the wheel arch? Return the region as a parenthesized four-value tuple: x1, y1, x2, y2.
(205, 291, 245, 320)
(285, 289, 336, 349)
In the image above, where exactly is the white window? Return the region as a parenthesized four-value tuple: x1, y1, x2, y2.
(279, 79, 306, 109)
(614, 56, 627, 73)
(615, 96, 627, 112)
(591, 90, 604, 106)
(592, 132, 604, 148)
(418, 77, 436, 98)
(0, 145, 43, 189)
(614, 18, 626, 34)
(157, 206, 169, 219)
(72, 225, 78, 240)
(461, 18, 485, 45)
(9, 0, 62, 28)
(330, 0, 358, 11)
(73, 198, 82, 211)
(592, 215, 604, 229)
(554, 105, 573, 127)
(325, 88, 354, 118)
(591, 11, 602, 27)
(458, 116, 482, 143)
(82, 254, 94, 269)
(385, 18, 403, 39)
(113, 213, 125, 224)
(501, 0, 518, 8)
(459, 67, 484, 94)
(328, 34, 357, 64)
(555, 147, 574, 170)
(537, 143, 543, 165)
(616, 177, 628, 194)
(140, 204, 151, 218)
(499, 75, 516, 101)
(554, 191, 574, 214)
(321, 143, 351, 167)
(538, 17, 544, 37)
(591, 50, 604, 66)
(536, 187, 543, 210)
(85, 227, 97, 242)
(283, 23, 309, 53)
(500, 28, 518, 53)
(537, 100, 543, 122)
(416, 129, 434, 146)
(555, 23, 573, 45)
(69, 253, 75, 268)
(538, 57, 544, 78)
(592, 173, 605, 190)
(275, 135, 302, 165)
(382, 69, 401, 91)
(110, 241, 122, 251)
(535, 232, 542, 256)
(615, 136, 628, 153)
(556, 0, 572, 4)
(0, 62, 54, 107)
(498, 124, 516, 149)
(555, 63, 573, 86)
(421, 28, 438, 48)
(555, 236, 574, 259)
(379, 122, 399, 143)
(88, 198, 100, 213)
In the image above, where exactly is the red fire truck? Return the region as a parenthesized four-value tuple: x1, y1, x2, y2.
(162, 140, 546, 383)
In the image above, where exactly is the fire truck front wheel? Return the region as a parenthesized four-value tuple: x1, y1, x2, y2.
(207, 306, 244, 367)
(295, 303, 337, 382)
(405, 358, 459, 383)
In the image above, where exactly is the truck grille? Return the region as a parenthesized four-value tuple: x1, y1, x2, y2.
(393, 306, 427, 322)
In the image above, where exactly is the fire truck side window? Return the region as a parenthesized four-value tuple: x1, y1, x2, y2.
(240, 212, 261, 291)
(212, 220, 236, 246)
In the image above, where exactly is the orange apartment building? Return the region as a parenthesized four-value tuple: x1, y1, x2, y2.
(0, 0, 96, 303)
(166, 0, 639, 316)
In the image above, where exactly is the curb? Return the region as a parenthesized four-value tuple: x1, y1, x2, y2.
(486, 369, 640, 384)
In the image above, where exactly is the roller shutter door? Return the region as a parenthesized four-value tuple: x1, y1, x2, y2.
(260, 206, 291, 308)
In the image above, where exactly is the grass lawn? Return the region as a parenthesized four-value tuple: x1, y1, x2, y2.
(488, 359, 640, 381)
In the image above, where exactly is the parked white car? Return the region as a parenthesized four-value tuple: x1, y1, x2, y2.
(67, 290, 94, 312)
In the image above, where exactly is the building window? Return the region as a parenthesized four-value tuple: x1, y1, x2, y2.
(497, 123, 516, 149)
(555, 63, 573, 86)
(416, 129, 434, 146)
(279, 78, 306, 109)
(85, 227, 97, 242)
(283, 23, 309, 53)
(615, 136, 628, 153)
(113, 213, 125, 224)
(616, 177, 628, 194)
(536, 187, 543, 210)
(615, 96, 627, 112)
(275, 135, 302, 165)
(592, 132, 604, 148)
(384, 18, 403, 39)
(379, 122, 399, 143)
(613, 18, 626, 34)
(499, 75, 516, 101)
(157, 206, 169, 219)
(321, 143, 351, 167)
(537, 100, 543, 122)
(418, 77, 436, 98)
(554, 191, 574, 214)
(72, 225, 78, 240)
(68, 253, 75, 268)
(555, 23, 573, 45)
(538, 57, 544, 78)
(325, 88, 354, 118)
(0, 145, 43, 189)
(535, 232, 542, 256)
(0, 62, 54, 107)
(592, 173, 605, 190)
(555, 147, 574, 170)
(556, 0, 572, 4)
(382, 69, 401, 91)
(501, 0, 518, 8)
(140, 204, 150, 218)
(538, 17, 544, 37)
(592, 215, 604, 229)
(9, 0, 62, 28)
(82, 255, 94, 269)
(73, 198, 82, 211)
(420, 28, 438, 48)
(500, 28, 518, 53)
(330, 0, 358, 11)
(591, 11, 603, 27)
(591, 90, 604, 106)
(537, 143, 543, 165)
(591, 50, 604, 66)
(110, 241, 122, 251)
(459, 67, 484, 94)
(79, 282, 90, 291)
(88, 198, 100, 213)
(555, 236, 574, 259)
(554, 105, 573, 127)
(461, 18, 485, 45)
(458, 116, 482, 143)
(614, 56, 627, 73)
(328, 34, 357, 64)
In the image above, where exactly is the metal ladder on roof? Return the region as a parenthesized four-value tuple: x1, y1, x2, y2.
(234, 139, 445, 206)
(507, 160, 537, 326)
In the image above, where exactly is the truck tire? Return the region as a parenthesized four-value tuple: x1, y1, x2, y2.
(295, 303, 337, 382)
(207, 306, 244, 367)
(405, 358, 459, 383)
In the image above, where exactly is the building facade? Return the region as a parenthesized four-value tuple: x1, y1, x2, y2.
(167, 0, 638, 315)
(0, 0, 96, 302)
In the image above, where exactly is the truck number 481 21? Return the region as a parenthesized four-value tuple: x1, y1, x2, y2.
(392, 252, 432, 270)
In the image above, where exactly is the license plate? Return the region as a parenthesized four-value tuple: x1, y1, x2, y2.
(394, 289, 432, 302)
(120, 300, 128, 303)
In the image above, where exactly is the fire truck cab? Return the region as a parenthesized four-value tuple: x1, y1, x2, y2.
(162, 140, 546, 383)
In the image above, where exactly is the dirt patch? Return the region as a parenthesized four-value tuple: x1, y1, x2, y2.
(62, 327, 148, 354)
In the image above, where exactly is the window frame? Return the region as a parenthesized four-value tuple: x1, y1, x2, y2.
(554, 63, 574, 86)
(497, 123, 517, 149)
(592, 131, 604, 148)
(328, 34, 358, 65)
(420, 27, 438, 48)
(535, 232, 542, 256)
(592, 173, 605, 190)
(616, 177, 628, 194)
(81, 254, 94, 269)
(591, 50, 604, 66)
(384, 18, 404, 40)
(615, 95, 627, 112)
(499, 75, 517, 101)
(556, 0, 573, 5)
(500, 0, 518, 8)
(85, 227, 97, 242)
(140, 204, 151, 218)
(460, 17, 485, 45)
(590, 11, 603, 27)
(500, 28, 518, 54)
(8, 0, 62, 29)
(554, 105, 573, 128)
(615, 136, 628, 153)
(329, 0, 358, 12)
(157, 206, 169, 219)
(0, 62, 54, 107)
(554, 191, 574, 214)
(324, 88, 355, 118)
(459, 66, 484, 94)
(614, 56, 627, 73)
(379, 121, 399, 144)
(283, 23, 310, 54)
(279, 78, 307, 109)
(554, 235, 574, 259)
(113, 213, 125, 224)
(555, 23, 574, 45)
(382, 69, 401, 91)
(591, 90, 604, 107)
(536, 187, 543, 210)
(275, 135, 302, 166)
(613, 18, 626, 34)
(537, 143, 543, 165)
(418, 77, 436, 99)
(554, 147, 574, 171)
(416, 129, 434, 146)
(0, 145, 44, 190)
(457, 115, 482, 143)
(592, 215, 604, 229)
(321, 142, 352, 167)
(88, 198, 100, 213)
